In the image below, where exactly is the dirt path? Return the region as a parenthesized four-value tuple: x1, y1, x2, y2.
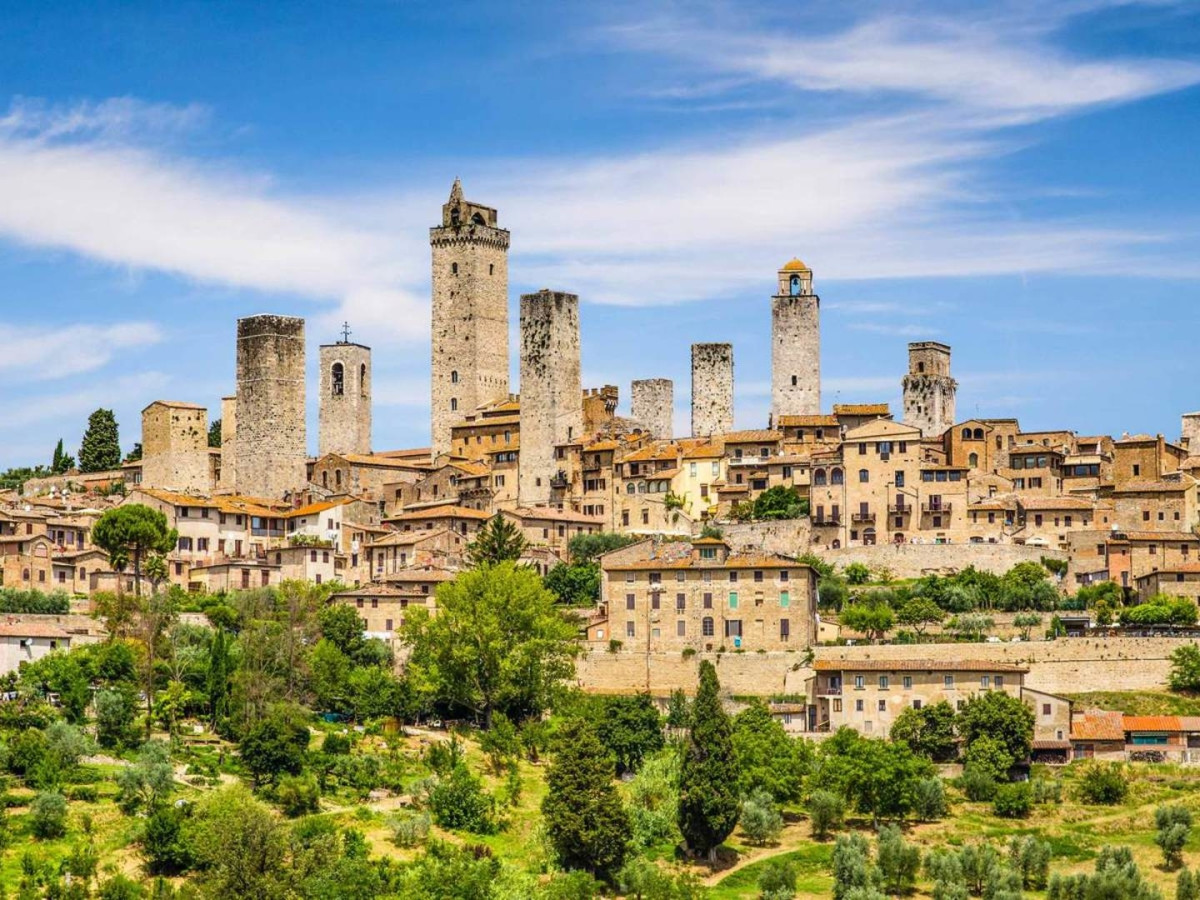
(701, 821, 812, 886)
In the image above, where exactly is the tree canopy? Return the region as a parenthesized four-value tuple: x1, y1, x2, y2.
(677, 660, 740, 860)
(466, 515, 528, 567)
(79, 407, 122, 472)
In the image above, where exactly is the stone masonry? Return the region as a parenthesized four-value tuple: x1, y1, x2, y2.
(234, 314, 307, 499)
(1182, 411, 1200, 450)
(519, 290, 582, 506)
(771, 259, 821, 421)
(218, 396, 237, 492)
(318, 341, 372, 457)
(631, 378, 674, 439)
(140, 401, 211, 493)
(691, 343, 734, 437)
(429, 179, 510, 459)
(902, 341, 957, 438)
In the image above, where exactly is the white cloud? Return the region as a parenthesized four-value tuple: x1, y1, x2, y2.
(0, 321, 164, 380)
(0, 371, 171, 427)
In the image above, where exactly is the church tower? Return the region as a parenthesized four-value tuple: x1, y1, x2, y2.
(902, 342, 957, 437)
(318, 325, 372, 458)
(429, 179, 511, 459)
(771, 258, 821, 423)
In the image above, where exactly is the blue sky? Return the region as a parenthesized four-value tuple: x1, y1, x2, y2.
(1, 0, 1199, 467)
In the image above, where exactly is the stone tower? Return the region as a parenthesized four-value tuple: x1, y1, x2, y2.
(902, 341, 957, 438)
(318, 333, 371, 458)
(234, 314, 307, 499)
(518, 290, 582, 507)
(140, 401, 211, 493)
(632, 378, 674, 439)
(1182, 412, 1200, 450)
(218, 396, 237, 492)
(429, 179, 511, 459)
(691, 343, 734, 437)
(771, 258, 821, 422)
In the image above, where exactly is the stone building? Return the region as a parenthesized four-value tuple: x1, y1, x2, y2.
(771, 259, 821, 422)
(318, 338, 372, 457)
(631, 378, 674, 439)
(430, 179, 511, 459)
(218, 396, 237, 492)
(1182, 412, 1200, 450)
(234, 314, 307, 500)
(691, 343, 733, 437)
(902, 342, 957, 438)
(140, 401, 212, 493)
(518, 290, 582, 507)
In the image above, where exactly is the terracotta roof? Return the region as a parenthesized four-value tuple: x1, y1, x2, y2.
(584, 440, 620, 452)
(386, 505, 489, 522)
(1137, 564, 1200, 577)
(0, 623, 71, 639)
(286, 499, 349, 518)
(384, 567, 457, 583)
(622, 443, 680, 463)
(834, 403, 890, 416)
(134, 489, 219, 508)
(1070, 710, 1125, 742)
(721, 430, 782, 444)
(1018, 496, 1096, 511)
(454, 415, 520, 429)
(813, 659, 1028, 674)
(338, 453, 431, 469)
(681, 442, 724, 459)
(1123, 715, 1182, 732)
(781, 257, 809, 271)
(504, 507, 605, 525)
(1032, 739, 1072, 750)
(777, 414, 840, 427)
(1113, 480, 1194, 494)
(450, 461, 490, 477)
(369, 528, 455, 548)
(1118, 531, 1200, 543)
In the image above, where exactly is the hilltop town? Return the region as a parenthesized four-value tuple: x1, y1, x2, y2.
(6, 179, 1200, 739)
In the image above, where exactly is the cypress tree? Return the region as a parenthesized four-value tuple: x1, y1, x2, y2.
(542, 718, 631, 880)
(79, 408, 122, 472)
(466, 514, 528, 567)
(678, 660, 740, 860)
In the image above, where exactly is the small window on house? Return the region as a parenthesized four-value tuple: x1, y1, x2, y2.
(859, 469, 869, 483)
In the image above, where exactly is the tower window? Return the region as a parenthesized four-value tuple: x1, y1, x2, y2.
(791, 375, 797, 386)
(361, 363, 368, 397)
(450, 398, 458, 412)
(918, 362, 925, 373)
(789, 275, 800, 296)
(489, 263, 494, 275)
(331, 362, 344, 396)
(451, 262, 458, 274)
(451, 370, 459, 384)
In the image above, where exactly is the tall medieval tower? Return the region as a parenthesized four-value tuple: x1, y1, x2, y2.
(902, 342, 957, 437)
(234, 314, 307, 499)
(429, 179, 510, 459)
(318, 333, 372, 458)
(518, 290, 582, 507)
(771, 258, 821, 422)
(631, 378, 674, 439)
(691, 343, 734, 437)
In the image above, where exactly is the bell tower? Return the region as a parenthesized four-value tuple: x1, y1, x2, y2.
(770, 258, 821, 423)
(429, 179, 511, 459)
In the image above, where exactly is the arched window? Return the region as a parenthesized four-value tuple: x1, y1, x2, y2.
(973, 428, 984, 440)
(360, 364, 368, 397)
(813, 469, 827, 486)
(322, 471, 328, 488)
(335, 469, 342, 488)
(472, 212, 486, 225)
(450, 370, 459, 384)
(831, 468, 844, 485)
(789, 275, 801, 296)
(451, 262, 458, 274)
(894, 533, 905, 544)
(831, 539, 842, 549)
(450, 397, 458, 411)
(968, 452, 979, 467)
(962, 427, 972, 439)
(702, 616, 714, 637)
(858, 469, 869, 483)
(627, 483, 635, 494)
(331, 362, 344, 396)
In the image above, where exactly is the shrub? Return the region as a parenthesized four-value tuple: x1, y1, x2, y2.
(275, 772, 320, 817)
(143, 804, 193, 875)
(877, 825, 920, 895)
(30, 791, 68, 839)
(959, 767, 998, 802)
(1078, 763, 1128, 805)
(428, 764, 495, 833)
(1031, 777, 1062, 804)
(390, 809, 431, 848)
(1156, 804, 1193, 869)
(740, 788, 783, 845)
(67, 785, 98, 803)
(914, 777, 947, 821)
(1009, 835, 1051, 889)
(808, 789, 845, 840)
(759, 858, 798, 900)
(321, 733, 351, 755)
(832, 833, 881, 900)
(844, 563, 871, 585)
(992, 782, 1032, 819)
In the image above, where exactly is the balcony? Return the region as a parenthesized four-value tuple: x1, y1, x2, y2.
(888, 504, 912, 515)
(922, 503, 952, 514)
(851, 511, 875, 523)
(816, 683, 843, 697)
(812, 518, 841, 527)
(549, 470, 569, 490)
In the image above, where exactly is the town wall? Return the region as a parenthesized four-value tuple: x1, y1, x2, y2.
(720, 519, 812, 557)
(691, 343, 733, 437)
(823, 541, 1065, 578)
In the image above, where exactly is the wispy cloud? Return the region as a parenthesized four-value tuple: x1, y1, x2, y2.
(848, 322, 941, 337)
(0, 371, 171, 427)
(0, 321, 164, 380)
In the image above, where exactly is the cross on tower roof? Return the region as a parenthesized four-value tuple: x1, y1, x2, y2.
(339, 321, 352, 344)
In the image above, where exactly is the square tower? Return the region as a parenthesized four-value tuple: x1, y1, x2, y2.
(771, 258, 821, 421)
(519, 290, 582, 507)
(140, 401, 211, 493)
(632, 378, 674, 439)
(691, 343, 734, 437)
(902, 341, 957, 438)
(234, 314, 307, 499)
(319, 335, 372, 458)
(429, 179, 511, 459)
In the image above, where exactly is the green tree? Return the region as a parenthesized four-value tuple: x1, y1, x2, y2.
(401, 561, 579, 727)
(238, 704, 310, 786)
(832, 833, 881, 900)
(91, 504, 178, 600)
(116, 740, 175, 815)
(206, 627, 234, 729)
(30, 791, 68, 839)
(544, 562, 601, 606)
(914, 777, 947, 821)
(143, 804, 193, 875)
(428, 763, 496, 833)
(843, 563, 871, 586)
(963, 734, 1013, 783)
(889, 701, 958, 762)
(993, 782, 1032, 818)
(678, 660, 740, 861)
(466, 514, 528, 567)
(739, 787, 783, 845)
(811, 728, 934, 824)
(839, 596, 895, 643)
(78, 408, 122, 472)
(877, 825, 920, 894)
(568, 531, 638, 563)
(1079, 763, 1128, 805)
(185, 785, 289, 898)
(753, 485, 808, 520)
(731, 701, 809, 803)
(759, 858, 798, 900)
(1179, 869, 1198, 900)
(1170, 644, 1200, 692)
(896, 597, 945, 638)
(542, 718, 631, 880)
(1156, 805, 1192, 869)
(596, 694, 664, 775)
(818, 576, 849, 612)
(1013, 612, 1043, 641)
(958, 691, 1034, 775)
(208, 419, 222, 448)
(51, 439, 75, 474)
(946, 612, 994, 641)
(807, 789, 844, 840)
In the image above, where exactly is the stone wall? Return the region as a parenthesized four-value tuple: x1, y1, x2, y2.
(771, 294, 820, 419)
(429, 184, 510, 459)
(140, 401, 211, 493)
(518, 290, 582, 506)
(691, 343, 733, 437)
(720, 519, 812, 557)
(318, 342, 372, 457)
(576, 636, 1198, 697)
(219, 396, 237, 492)
(234, 314, 307, 500)
(823, 541, 1064, 578)
(631, 378, 674, 439)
